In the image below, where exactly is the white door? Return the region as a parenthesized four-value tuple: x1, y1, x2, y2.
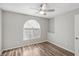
(75, 15, 79, 56)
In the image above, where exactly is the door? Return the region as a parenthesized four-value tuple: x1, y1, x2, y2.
(75, 15, 79, 56)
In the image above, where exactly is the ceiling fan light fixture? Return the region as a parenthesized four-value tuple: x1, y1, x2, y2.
(39, 11, 45, 15)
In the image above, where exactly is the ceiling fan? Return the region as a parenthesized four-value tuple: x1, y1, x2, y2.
(32, 3, 55, 15)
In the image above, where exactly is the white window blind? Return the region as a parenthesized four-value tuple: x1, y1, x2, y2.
(23, 20, 40, 40)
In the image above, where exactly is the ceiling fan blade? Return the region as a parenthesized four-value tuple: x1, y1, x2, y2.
(45, 9, 55, 12)
(30, 8, 39, 11)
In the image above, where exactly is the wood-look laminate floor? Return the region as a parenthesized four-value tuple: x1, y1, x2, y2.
(1, 42, 74, 56)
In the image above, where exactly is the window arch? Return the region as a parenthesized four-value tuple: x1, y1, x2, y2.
(23, 20, 41, 40)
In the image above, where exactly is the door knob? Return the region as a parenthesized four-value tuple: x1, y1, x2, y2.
(76, 37, 79, 40)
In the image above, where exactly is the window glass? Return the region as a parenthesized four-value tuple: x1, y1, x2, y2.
(24, 20, 40, 40)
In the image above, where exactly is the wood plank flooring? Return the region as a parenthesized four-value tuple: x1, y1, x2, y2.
(1, 42, 74, 56)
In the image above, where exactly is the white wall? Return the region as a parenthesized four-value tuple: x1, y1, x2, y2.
(48, 18, 54, 33)
(0, 9, 2, 51)
(48, 8, 79, 53)
(2, 10, 48, 50)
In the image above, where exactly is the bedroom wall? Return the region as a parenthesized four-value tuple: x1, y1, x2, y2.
(48, 8, 79, 53)
(2, 10, 48, 50)
(48, 15, 74, 53)
(0, 9, 2, 51)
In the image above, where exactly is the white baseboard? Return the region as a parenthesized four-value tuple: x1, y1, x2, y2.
(2, 39, 47, 51)
(47, 40, 75, 54)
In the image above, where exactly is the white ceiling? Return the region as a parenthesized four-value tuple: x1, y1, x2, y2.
(0, 3, 79, 18)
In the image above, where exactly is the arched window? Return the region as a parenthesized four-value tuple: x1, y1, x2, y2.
(23, 20, 40, 40)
